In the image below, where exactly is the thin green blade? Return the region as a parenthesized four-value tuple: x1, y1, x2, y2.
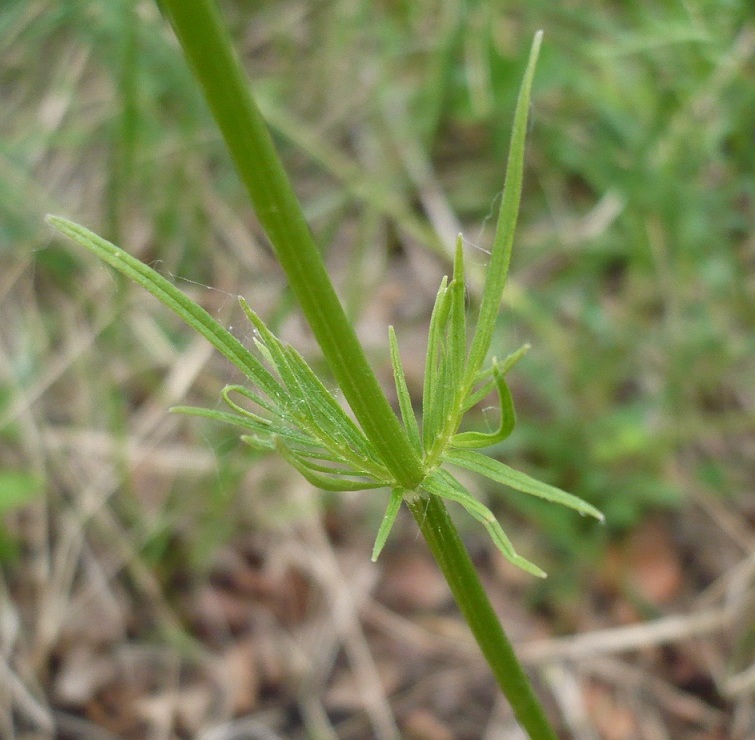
(444, 448, 604, 522)
(464, 31, 542, 386)
(371, 488, 404, 561)
(47, 216, 272, 390)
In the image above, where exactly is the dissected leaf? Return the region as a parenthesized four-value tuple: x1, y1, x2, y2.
(240, 298, 388, 478)
(221, 385, 278, 423)
(171, 408, 305, 457)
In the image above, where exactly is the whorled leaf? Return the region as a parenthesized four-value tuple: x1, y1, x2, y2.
(371, 488, 404, 561)
(47, 215, 391, 488)
(450, 363, 516, 449)
(389, 326, 422, 455)
(46, 216, 276, 394)
(272, 437, 388, 492)
(49, 31, 602, 578)
(443, 448, 604, 522)
(461, 344, 530, 413)
(421, 468, 546, 578)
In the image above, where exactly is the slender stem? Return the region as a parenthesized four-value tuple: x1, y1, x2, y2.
(407, 495, 557, 739)
(158, 0, 425, 489)
(156, 2, 556, 735)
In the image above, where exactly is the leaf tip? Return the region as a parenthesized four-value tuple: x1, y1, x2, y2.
(45, 214, 68, 234)
(530, 31, 544, 61)
(581, 502, 605, 523)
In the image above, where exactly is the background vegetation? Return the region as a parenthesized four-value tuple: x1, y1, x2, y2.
(1, 1, 753, 737)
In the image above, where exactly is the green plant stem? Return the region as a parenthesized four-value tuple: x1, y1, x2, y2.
(158, 0, 424, 490)
(407, 495, 557, 739)
(156, 2, 556, 735)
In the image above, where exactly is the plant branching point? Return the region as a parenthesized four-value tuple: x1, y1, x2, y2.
(47, 6, 603, 736)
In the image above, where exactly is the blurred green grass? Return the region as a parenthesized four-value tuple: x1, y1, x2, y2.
(1, 0, 753, 583)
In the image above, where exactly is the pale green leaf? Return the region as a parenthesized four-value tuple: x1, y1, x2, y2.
(443, 448, 604, 522)
(464, 31, 542, 386)
(462, 344, 530, 412)
(47, 216, 273, 392)
(280, 344, 385, 468)
(240, 298, 388, 477)
(422, 469, 546, 577)
(422, 275, 450, 449)
(172, 406, 319, 449)
(448, 234, 467, 392)
(371, 488, 404, 561)
(388, 326, 422, 454)
(274, 438, 387, 491)
(221, 384, 279, 422)
(239, 300, 307, 411)
(451, 365, 515, 449)
(239, 434, 276, 451)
